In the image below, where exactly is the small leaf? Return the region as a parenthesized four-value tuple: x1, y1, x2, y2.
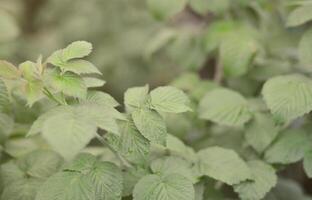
(0, 60, 20, 79)
(48, 41, 92, 66)
(83, 91, 119, 107)
(133, 173, 195, 200)
(265, 130, 311, 164)
(59, 59, 102, 75)
(199, 88, 252, 126)
(132, 108, 167, 145)
(23, 80, 44, 106)
(303, 150, 312, 178)
(83, 77, 106, 88)
(197, 146, 252, 185)
(19, 61, 40, 81)
(150, 86, 191, 113)
(262, 74, 312, 122)
(147, 0, 187, 20)
(124, 85, 149, 110)
(245, 113, 279, 153)
(234, 160, 277, 200)
(287, 5, 312, 27)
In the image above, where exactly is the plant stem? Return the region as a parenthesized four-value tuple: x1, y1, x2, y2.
(43, 87, 65, 105)
(95, 133, 132, 169)
(213, 57, 223, 83)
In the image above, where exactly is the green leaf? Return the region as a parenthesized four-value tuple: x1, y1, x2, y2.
(36, 153, 123, 200)
(106, 120, 150, 165)
(287, 5, 312, 27)
(265, 130, 311, 164)
(133, 173, 195, 200)
(48, 41, 92, 66)
(189, 0, 230, 15)
(304, 150, 312, 178)
(0, 60, 20, 79)
(49, 70, 87, 99)
(262, 74, 312, 122)
(122, 167, 149, 197)
(220, 29, 259, 77)
(299, 28, 312, 69)
(147, 0, 187, 20)
(83, 77, 106, 88)
(199, 88, 252, 126)
(0, 79, 10, 112)
(0, 113, 14, 137)
(0, 10, 19, 42)
(132, 108, 167, 145)
(124, 85, 149, 110)
(83, 91, 119, 107)
(151, 156, 197, 183)
(197, 146, 252, 185)
(23, 80, 44, 106)
(150, 86, 191, 113)
(19, 61, 41, 81)
(234, 160, 277, 200)
(59, 59, 102, 75)
(245, 113, 279, 153)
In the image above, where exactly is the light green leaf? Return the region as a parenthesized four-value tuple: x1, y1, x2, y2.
(49, 70, 87, 99)
(0, 113, 13, 137)
(132, 108, 167, 145)
(59, 59, 102, 75)
(106, 120, 150, 165)
(245, 113, 279, 153)
(304, 150, 312, 178)
(151, 156, 197, 183)
(36, 153, 123, 200)
(234, 160, 277, 200)
(23, 80, 44, 106)
(287, 5, 312, 27)
(0, 79, 10, 112)
(124, 85, 149, 110)
(0, 10, 19, 42)
(48, 41, 92, 66)
(150, 86, 191, 113)
(19, 61, 41, 81)
(197, 146, 252, 185)
(83, 91, 119, 107)
(133, 173, 195, 200)
(83, 77, 106, 88)
(0, 60, 20, 79)
(147, 0, 187, 20)
(189, 0, 230, 15)
(122, 167, 149, 197)
(299, 28, 312, 69)
(199, 88, 252, 126)
(265, 130, 311, 164)
(220, 30, 259, 77)
(262, 74, 312, 122)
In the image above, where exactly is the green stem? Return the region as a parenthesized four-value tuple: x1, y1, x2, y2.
(43, 87, 65, 105)
(95, 133, 132, 168)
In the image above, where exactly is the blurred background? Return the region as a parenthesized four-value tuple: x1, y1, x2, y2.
(1, 0, 312, 198)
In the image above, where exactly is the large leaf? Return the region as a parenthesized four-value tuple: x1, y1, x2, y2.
(234, 161, 277, 200)
(132, 108, 167, 145)
(0, 60, 20, 79)
(198, 88, 252, 126)
(150, 86, 191, 113)
(83, 91, 119, 108)
(133, 173, 195, 200)
(124, 85, 149, 110)
(197, 146, 252, 185)
(304, 150, 312, 178)
(36, 153, 123, 200)
(245, 113, 279, 153)
(287, 5, 312, 27)
(59, 59, 102, 75)
(265, 130, 311, 164)
(48, 41, 92, 66)
(262, 74, 312, 122)
(147, 0, 187, 20)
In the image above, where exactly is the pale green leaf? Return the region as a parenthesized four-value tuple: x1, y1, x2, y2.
(132, 108, 167, 145)
(147, 0, 187, 20)
(133, 173, 195, 200)
(124, 85, 149, 110)
(36, 153, 123, 200)
(265, 130, 311, 164)
(262, 74, 312, 122)
(304, 150, 312, 178)
(197, 146, 252, 185)
(59, 59, 102, 75)
(150, 86, 191, 113)
(83, 91, 119, 107)
(287, 5, 312, 27)
(234, 161, 277, 200)
(0, 113, 13, 137)
(122, 167, 149, 197)
(83, 77, 106, 88)
(245, 113, 279, 153)
(0, 60, 20, 79)
(0, 79, 10, 112)
(19, 61, 41, 81)
(23, 80, 44, 106)
(48, 41, 92, 66)
(199, 88, 252, 126)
